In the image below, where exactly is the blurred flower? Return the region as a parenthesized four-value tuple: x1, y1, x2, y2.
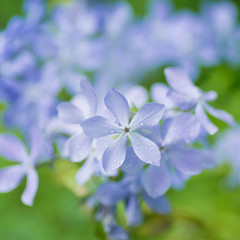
(0, 129, 48, 206)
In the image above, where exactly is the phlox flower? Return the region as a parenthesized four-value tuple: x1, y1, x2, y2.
(0, 129, 45, 206)
(96, 168, 170, 227)
(164, 67, 235, 135)
(140, 113, 214, 198)
(81, 88, 165, 173)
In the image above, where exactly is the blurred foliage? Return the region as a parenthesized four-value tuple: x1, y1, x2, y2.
(1, 0, 240, 240)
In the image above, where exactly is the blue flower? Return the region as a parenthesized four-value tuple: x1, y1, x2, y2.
(0, 129, 46, 206)
(81, 88, 165, 173)
(164, 67, 235, 135)
(96, 172, 170, 227)
(140, 113, 214, 198)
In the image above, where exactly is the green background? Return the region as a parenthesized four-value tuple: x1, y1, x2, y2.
(0, 0, 240, 239)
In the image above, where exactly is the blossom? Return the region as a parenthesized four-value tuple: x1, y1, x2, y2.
(0, 129, 44, 206)
(140, 113, 214, 198)
(81, 88, 165, 173)
(57, 78, 109, 184)
(96, 173, 170, 227)
(164, 67, 235, 134)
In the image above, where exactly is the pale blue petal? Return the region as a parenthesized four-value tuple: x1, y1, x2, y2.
(130, 103, 165, 130)
(167, 90, 197, 110)
(121, 147, 144, 175)
(143, 194, 171, 214)
(0, 166, 26, 192)
(21, 168, 39, 206)
(163, 113, 200, 147)
(151, 83, 175, 109)
(204, 103, 236, 127)
(104, 88, 129, 126)
(96, 182, 128, 206)
(168, 148, 214, 175)
(106, 224, 128, 240)
(81, 116, 122, 138)
(57, 102, 85, 124)
(125, 86, 148, 108)
(202, 91, 217, 102)
(164, 67, 199, 96)
(129, 132, 160, 166)
(102, 134, 127, 174)
(68, 133, 93, 162)
(76, 156, 96, 185)
(139, 125, 163, 146)
(126, 196, 143, 226)
(80, 78, 97, 115)
(195, 104, 218, 135)
(30, 128, 44, 162)
(0, 134, 28, 163)
(142, 161, 170, 198)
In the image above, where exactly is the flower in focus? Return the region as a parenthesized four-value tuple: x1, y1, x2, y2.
(81, 88, 165, 173)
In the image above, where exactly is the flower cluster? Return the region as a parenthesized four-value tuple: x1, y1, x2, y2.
(1, 0, 240, 133)
(52, 67, 232, 238)
(0, 0, 238, 239)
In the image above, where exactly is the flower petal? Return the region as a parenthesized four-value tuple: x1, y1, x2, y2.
(167, 90, 197, 110)
(125, 86, 148, 108)
(96, 182, 128, 206)
(21, 168, 39, 206)
(121, 147, 144, 175)
(142, 161, 170, 198)
(81, 116, 122, 138)
(164, 67, 199, 96)
(0, 166, 26, 192)
(30, 128, 44, 162)
(129, 132, 160, 166)
(0, 134, 28, 163)
(68, 133, 93, 162)
(202, 91, 217, 102)
(130, 103, 165, 130)
(163, 113, 200, 147)
(80, 78, 97, 116)
(104, 88, 129, 126)
(57, 102, 85, 124)
(168, 148, 214, 175)
(204, 103, 236, 127)
(126, 196, 143, 226)
(143, 194, 171, 214)
(195, 104, 218, 135)
(102, 134, 127, 173)
(76, 156, 96, 185)
(151, 83, 175, 109)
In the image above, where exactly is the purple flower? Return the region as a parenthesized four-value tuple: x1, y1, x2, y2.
(81, 88, 165, 173)
(96, 174, 170, 227)
(164, 67, 235, 135)
(141, 113, 214, 198)
(0, 129, 45, 206)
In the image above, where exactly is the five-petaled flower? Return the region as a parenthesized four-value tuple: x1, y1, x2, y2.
(81, 88, 165, 173)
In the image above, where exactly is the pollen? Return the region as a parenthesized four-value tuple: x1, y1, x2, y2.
(124, 128, 130, 133)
